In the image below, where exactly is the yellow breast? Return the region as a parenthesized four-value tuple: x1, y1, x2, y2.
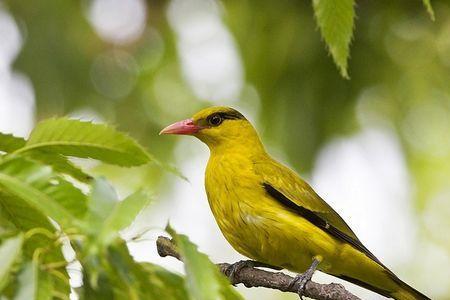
(205, 151, 338, 271)
(205, 152, 260, 258)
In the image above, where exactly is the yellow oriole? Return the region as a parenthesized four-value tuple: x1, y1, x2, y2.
(160, 106, 429, 300)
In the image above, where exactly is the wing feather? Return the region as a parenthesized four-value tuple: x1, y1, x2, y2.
(253, 159, 359, 241)
(254, 158, 403, 287)
(262, 182, 385, 266)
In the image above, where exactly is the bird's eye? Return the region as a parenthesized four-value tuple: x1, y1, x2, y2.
(209, 114, 223, 126)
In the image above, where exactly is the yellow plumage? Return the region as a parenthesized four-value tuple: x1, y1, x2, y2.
(161, 106, 429, 300)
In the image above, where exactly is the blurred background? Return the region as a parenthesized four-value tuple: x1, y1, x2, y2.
(1, 0, 449, 299)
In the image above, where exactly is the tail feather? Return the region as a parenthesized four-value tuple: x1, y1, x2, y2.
(392, 286, 430, 300)
(390, 276, 430, 300)
(336, 274, 392, 298)
(336, 272, 430, 300)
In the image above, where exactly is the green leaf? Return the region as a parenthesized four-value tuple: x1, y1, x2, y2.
(167, 227, 243, 300)
(313, 0, 356, 78)
(78, 241, 188, 300)
(84, 178, 119, 232)
(0, 234, 23, 292)
(105, 242, 188, 300)
(140, 263, 189, 300)
(422, 0, 435, 21)
(0, 158, 84, 228)
(26, 151, 92, 183)
(76, 179, 118, 293)
(0, 191, 67, 279)
(15, 118, 152, 167)
(100, 190, 152, 245)
(0, 131, 91, 182)
(13, 262, 54, 300)
(0, 191, 60, 238)
(153, 160, 188, 182)
(0, 174, 74, 227)
(0, 157, 87, 218)
(0, 133, 26, 153)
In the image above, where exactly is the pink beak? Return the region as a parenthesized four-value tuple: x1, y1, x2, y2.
(159, 118, 202, 135)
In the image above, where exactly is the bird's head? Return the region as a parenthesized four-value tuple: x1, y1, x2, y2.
(160, 106, 265, 153)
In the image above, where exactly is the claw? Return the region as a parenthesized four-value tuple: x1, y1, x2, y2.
(225, 260, 279, 285)
(225, 260, 254, 285)
(288, 258, 320, 299)
(288, 273, 312, 299)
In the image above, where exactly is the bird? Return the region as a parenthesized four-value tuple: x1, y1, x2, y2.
(160, 106, 430, 300)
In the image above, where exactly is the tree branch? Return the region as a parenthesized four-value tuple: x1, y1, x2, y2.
(156, 236, 360, 300)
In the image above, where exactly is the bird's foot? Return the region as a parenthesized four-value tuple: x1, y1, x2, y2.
(225, 260, 254, 285)
(288, 259, 320, 299)
(288, 272, 313, 299)
(225, 260, 277, 285)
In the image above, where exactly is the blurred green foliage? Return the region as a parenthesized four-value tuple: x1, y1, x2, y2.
(0, 0, 449, 298)
(0, 119, 238, 299)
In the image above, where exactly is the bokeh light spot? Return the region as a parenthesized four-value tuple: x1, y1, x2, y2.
(134, 29, 165, 73)
(167, 0, 244, 102)
(90, 50, 138, 99)
(312, 127, 416, 265)
(401, 99, 450, 158)
(0, 10, 22, 71)
(88, 0, 147, 45)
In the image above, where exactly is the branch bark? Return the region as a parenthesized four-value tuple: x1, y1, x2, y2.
(156, 236, 360, 300)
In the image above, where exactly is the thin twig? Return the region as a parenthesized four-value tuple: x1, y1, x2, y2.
(156, 236, 360, 300)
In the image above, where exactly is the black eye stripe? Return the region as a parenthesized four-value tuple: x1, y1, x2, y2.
(204, 109, 246, 127)
(216, 111, 245, 120)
